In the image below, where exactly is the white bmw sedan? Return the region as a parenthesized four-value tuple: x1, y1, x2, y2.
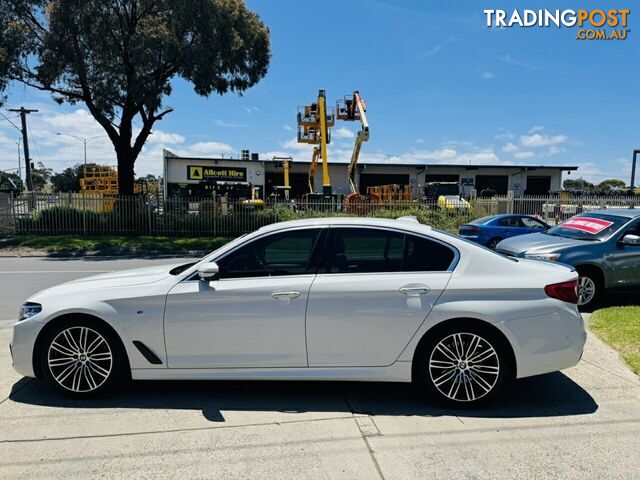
(10, 217, 586, 406)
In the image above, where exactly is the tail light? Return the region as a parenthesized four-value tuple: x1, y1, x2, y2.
(545, 280, 579, 304)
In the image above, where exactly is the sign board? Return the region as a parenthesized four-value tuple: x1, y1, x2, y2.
(187, 165, 247, 182)
(561, 217, 613, 235)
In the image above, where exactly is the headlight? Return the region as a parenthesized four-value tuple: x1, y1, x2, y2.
(18, 302, 42, 321)
(524, 253, 560, 262)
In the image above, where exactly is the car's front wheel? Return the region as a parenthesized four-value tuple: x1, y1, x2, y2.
(415, 324, 512, 407)
(40, 318, 126, 397)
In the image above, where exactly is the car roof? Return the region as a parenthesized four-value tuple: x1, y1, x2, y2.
(256, 216, 431, 234)
(581, 209, 640, 219)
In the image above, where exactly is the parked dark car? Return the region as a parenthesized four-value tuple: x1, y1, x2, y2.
(459, 214, 550, 249)
(496, 209, 640, 308)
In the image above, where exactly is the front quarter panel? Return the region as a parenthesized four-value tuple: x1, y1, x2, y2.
(27, 276, 178, 370)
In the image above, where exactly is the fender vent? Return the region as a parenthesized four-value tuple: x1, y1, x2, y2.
(132, 341, 163, 365)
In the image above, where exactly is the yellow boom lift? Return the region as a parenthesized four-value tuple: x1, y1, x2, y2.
(272, 156, 293, 201)
(297, 89, 335, 199)
(337, 91, 381, 211)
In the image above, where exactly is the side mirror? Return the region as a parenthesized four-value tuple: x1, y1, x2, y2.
(620, 234, 640, 246)
(197, 262, 220, 281)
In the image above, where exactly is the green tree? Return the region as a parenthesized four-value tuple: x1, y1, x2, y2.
(563, 178, 594, 191)
(597, 179, 626, 191)
(31, 162, 54, 191)
(0, 171, 23, 192)
(0, 0, 270, 195)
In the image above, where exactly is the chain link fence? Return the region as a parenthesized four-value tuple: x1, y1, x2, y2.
(3, 192, 637, 237)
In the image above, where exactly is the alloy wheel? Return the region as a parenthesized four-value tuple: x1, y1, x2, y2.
(47, 326, 113, 393)
(428, 332, 500, 403)
(577, 276, 596, 306)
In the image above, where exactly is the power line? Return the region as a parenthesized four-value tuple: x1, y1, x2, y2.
(0, 111, 22, 132)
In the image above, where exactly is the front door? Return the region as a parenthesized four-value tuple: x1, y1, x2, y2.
(305, 227, 454, 367)
(164, 227, 324, 368)
(610, 219, 640, 288)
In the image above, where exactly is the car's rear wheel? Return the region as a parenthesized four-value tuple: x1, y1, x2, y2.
(40, 319, 126, 397)
(487, 237, 502, 250)
(576, 268, 602, 310)
(415, 324, 512, 407)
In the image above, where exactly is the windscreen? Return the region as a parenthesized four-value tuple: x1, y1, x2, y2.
(546, 213, 630, 240)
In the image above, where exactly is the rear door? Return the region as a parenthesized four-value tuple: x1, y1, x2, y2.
(305, 227, 455, 367)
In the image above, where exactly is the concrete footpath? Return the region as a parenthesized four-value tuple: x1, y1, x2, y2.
(1, 257, 639, 479)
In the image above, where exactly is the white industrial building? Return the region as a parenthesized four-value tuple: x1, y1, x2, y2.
(163, 149, 578, 199)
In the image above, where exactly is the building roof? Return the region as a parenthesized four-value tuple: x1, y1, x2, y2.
(163, 153, 578, 171)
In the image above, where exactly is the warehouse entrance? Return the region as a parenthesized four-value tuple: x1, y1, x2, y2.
(475, 175, 508, 195)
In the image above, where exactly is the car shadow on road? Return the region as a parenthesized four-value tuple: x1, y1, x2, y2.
(9, 371, 597, 422)
(580, 292, 639, 314)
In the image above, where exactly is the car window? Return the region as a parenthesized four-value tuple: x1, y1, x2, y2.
(623, 220, 640, 237)
(325, 228, 455, 273)
(521, 217, 546, 229)
(217, 229, 321, 278)
(327, 228, 404, 273)
(498, 217, 522, 227)
(404, 234, 456, 271)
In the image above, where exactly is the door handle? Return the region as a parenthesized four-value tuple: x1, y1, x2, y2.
(271, 290, 301, 299)
(399, 285, 431, 296)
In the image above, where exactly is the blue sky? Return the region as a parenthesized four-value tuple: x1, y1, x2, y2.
(1, 0, 638, 183)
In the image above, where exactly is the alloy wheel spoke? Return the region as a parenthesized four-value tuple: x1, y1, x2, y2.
(50, 341, 77, 357)
(468, 348, 497, 365)
(55, 362, 79, 385)
(433, 368, 457, 387)
(49, 356, 76, 367)
(62, 329, 81, 353)
(435, 343, 458, 362)
(471, 364, 499, 375)
(88, 360, 110, 378)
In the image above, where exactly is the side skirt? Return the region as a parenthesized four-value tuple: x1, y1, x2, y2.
(131, 361, 412, 382)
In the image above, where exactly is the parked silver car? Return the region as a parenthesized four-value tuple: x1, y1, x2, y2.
(496, 209, 640, 307)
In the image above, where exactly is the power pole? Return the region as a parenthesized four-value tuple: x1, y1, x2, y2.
(8, 107, 38, 192)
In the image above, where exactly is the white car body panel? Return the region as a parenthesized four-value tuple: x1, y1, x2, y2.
(164, 275, 313, 368)
(306, 272, 451, 366)
(10, 217, 586, 384)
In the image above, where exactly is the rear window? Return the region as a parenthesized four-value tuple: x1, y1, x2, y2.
(471, 216, 495, 225)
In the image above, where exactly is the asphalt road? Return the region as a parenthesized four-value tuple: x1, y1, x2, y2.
(1, 257, 640, 479)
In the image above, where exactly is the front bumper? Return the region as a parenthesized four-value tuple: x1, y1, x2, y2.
(10, 318, 45, 378)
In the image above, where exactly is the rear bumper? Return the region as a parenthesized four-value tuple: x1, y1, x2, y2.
(10, 318, 45, 378)
(500, 305, 586, 379)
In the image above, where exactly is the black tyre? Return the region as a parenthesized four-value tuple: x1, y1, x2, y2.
(576, 268, 603, 310)
(415, 323, 512, 407)
(487, 237, 502, 250)
(40, 318, 127, 398)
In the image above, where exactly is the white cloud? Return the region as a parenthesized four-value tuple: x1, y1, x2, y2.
(415, 139, 424, 144)
(480, 71, 495, 80)
(520, 133, 568, 148)
(244, 106, 259, 114)
(502, 142, 519, 154)
(146, 130, 185, 145)
(528, 125, 545, 134)
(283, 125, 293, 131)
(214, 119, 249, 128)
(514, 151, 534, 159)
(333, 127, 355, 139)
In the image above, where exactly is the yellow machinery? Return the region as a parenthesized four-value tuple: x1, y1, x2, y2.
(367, 184, 412, 203)
(272, 156, 293, 201)
(297, 90, 334, 197)
(80, 165, 119, 195)
(337, 91, 381, 212)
